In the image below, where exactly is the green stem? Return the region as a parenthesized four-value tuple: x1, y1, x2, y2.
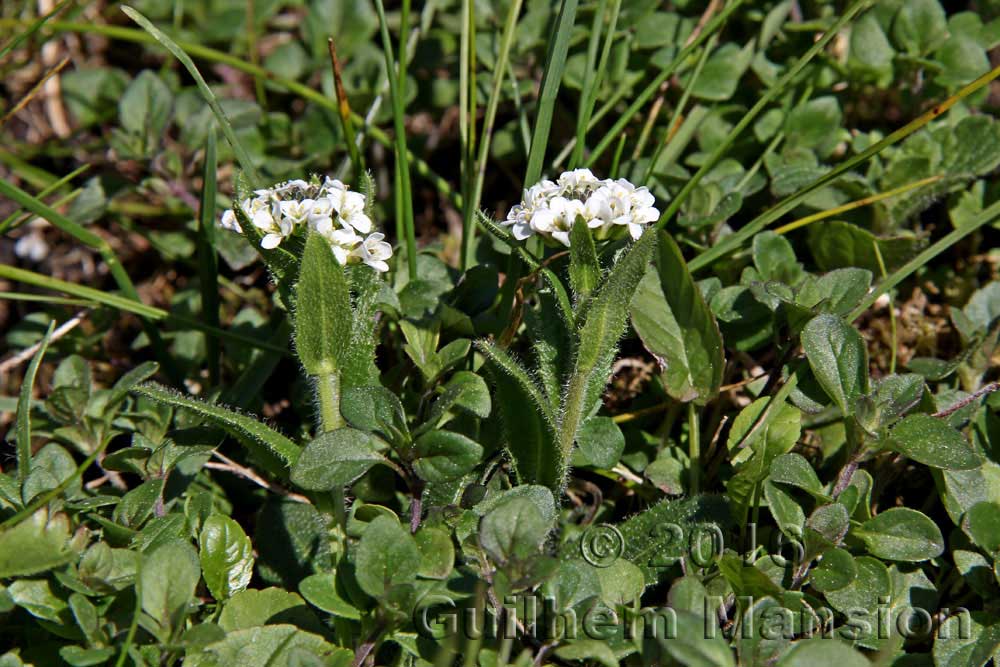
(316, 372, 344, 432)
(688, 402, 700, 495)
(556, 373, 590, 488)
(316, 372, 347, 532)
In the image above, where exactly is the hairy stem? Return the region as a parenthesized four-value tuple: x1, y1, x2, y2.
(316, 371, 346, 531)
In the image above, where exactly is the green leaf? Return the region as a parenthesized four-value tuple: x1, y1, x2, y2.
(575, 416, 625, 469)
(118, 70, 172, 153)
(800, 314, 868, 415)
(121, 6, 262, 184)
(219, 587, 326, 633)
(340, 384, 410, 444)
(15, 321, 54, 484)
(803, 503, 850, 561)
(855, 373, 925, 434)
(892, 0, 948, 55)
(726, 398, 801, 522)
(254, 500, 332, 590)
(298, 572, 362, 620)
(855, 507, 944, 562)
(290, 428, 385, 491)
(753, 231, 803, 284)
(964, 502, 1000, 555)
(568, 217, 600, 297)
(416, 371, 491, 435)
(690, 41, 754, 102)
(477, 341, 559, 489)
(889, 414, 982, 470)
(807, 221, 918, 273)
(630, 231, 724, 405)
(657, 610, 736, 667)
(199, 515, 254, 601)
(809, 547, 856, 593)
(596, 559, 645, 606)
(776, 638, 869, 667)
(849, 12, 894, 83)
(763, 481, 805, 539)
(135, 383, 300, 471)
(140, 539, 201, 634)
(414, 526, 455, 580)
(823, 556, 890, 614)
(618, 495, 731, 586)
(354, 515, 420, 597)
(413, 430, 483, 483)
(784, 96, 842, 156)
(0, 508, 73, 578)
(555, 640, 618, 667)
(295, 233, 353, 376)
(769, 453, 823, 496)
(184, 624, 340, 667)
(479, 495, 551, 563)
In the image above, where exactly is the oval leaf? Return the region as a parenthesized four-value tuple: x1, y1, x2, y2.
(889, 413, 982, 470)
(290, 428, 384, 491)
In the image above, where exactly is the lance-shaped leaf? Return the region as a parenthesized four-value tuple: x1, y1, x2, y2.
(630, 231, 725, 404)
(557, 232, 656, 474)
(477, 341, 560, 490)
(568, 218, 600, 298)
(295, 233, 353, 376)
(134, 383, 300, 474)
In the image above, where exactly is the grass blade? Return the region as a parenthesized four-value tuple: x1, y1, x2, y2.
(690, 59, 1000, 272)
(569, 0, 610, 168)
(0, 163, 89, 235)
(523, 0, 579, 186)
(0, 17, 461, 209)
(327, 39, 363, 180)
(15, 322, 55, 485)
(0, 264, 290, 356)
(462, 0, 523, 270)
(197, 129, 221, 386)
(0, 176, 177, 383)
(656, 0, 872, 228)
(459, 0, 476, 269)
(642, 37, 715, 184)
(0, 0, 71, 61)
(584, 0, 746, 167)
(121, 5, 262, 186)
(849, 199, 1000, 322)
(773, 175, 943, 235)
(373, 0, 417, 280)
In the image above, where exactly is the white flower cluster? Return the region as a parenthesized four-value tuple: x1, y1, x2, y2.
(503, 169, 659, 246)
(220, 176, 393, 273)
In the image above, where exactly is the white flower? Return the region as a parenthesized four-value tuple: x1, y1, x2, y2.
(219, 174, 393, 271)
(328, 226, 362, 265)
(531, 196, 585, 247)
(557, 168, 599, 193)
(500, 170, 659, 246)
(331, 189, 373, 234)
(307, 196, 338, 234)
(351, 232, 393, 273)
(220, 207, 242, 233)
